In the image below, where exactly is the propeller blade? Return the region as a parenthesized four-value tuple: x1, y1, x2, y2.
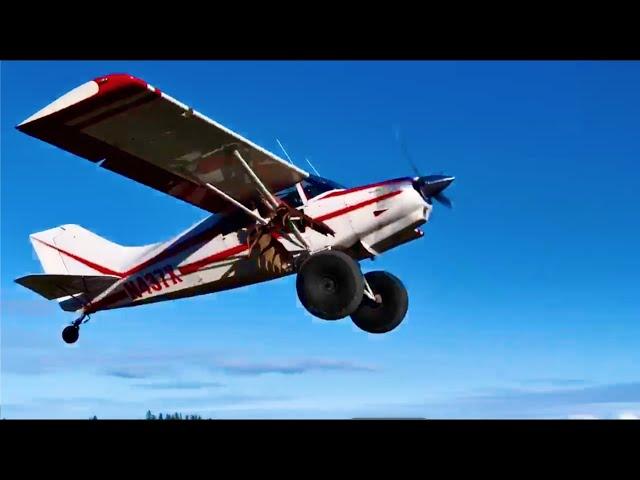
(395, 128, 456, 210)
(433, 192, 453, 209)
(394, 126, 421, 177)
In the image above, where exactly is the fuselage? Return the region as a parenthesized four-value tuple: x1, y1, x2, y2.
(85, 176, 431, 313)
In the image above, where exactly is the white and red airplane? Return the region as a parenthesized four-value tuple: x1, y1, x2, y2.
(15, 73, 455, 344)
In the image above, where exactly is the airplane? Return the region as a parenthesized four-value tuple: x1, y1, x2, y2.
(14, 73, 455, 344)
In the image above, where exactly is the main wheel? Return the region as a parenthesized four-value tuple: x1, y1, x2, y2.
(62, 325, 79, 344)
(350, 271, 408, 334)
(296, 250, 364, 320)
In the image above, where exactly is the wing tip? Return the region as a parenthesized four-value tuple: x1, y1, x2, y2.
(14, 274, 30, 287)
(92, 73, 148, 90)
(16, 73, 150, 129)
(16, 79, 101, 128)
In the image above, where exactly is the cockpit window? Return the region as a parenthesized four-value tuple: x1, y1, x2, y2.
(276, 185, 305, 208)
(303, 175, 346, 198)
(276, 175, 346, 207)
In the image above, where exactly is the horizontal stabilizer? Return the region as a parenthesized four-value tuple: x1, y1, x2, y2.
(15, 274, 120, 301)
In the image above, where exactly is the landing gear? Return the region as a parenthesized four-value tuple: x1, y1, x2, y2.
(295, 252, 409, 333)
(296, 250, 364, 320)
(350, 271, 408, 334)
(61, 313, 88, 344)
(62, 325, 80, 344)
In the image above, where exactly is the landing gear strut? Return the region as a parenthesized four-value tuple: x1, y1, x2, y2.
(350, 271, 408, 334)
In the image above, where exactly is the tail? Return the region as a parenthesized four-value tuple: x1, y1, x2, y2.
(16, 224, 156, 311)
(27, 224, 153, 276)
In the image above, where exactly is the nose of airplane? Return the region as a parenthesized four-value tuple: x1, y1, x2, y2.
(413, 175, 455, 208)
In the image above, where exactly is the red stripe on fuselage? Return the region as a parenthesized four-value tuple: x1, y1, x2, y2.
(316, 190, 402, 222)
(174, 189, 404, 276)
(34, 213, 243, 279)
(178, 244, 249, 276)
(35, 189, 404, 287)
(66, 188, 405, 312)
(320, 178, 412, 199)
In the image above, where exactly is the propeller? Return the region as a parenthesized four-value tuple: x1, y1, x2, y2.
(394, 127, 455, 209)
(414, 175, 455, 209)
(395, 127, 421, 178)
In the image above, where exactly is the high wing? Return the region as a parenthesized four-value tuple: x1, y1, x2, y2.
(17, 74, 309, 214)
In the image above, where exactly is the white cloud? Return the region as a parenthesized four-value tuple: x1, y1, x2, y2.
(216, 358, 378, 376)
(568, 414, 599, 420)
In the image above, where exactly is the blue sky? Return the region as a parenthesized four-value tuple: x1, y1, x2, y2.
(1, 60, 639, 419)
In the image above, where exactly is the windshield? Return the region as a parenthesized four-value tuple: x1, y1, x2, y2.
(302, 175, 346, 197)
(276, 175, 346, 207)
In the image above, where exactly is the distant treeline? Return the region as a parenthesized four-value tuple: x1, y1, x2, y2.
(87, 411, 208, 420)
(145, 410, 205, 420)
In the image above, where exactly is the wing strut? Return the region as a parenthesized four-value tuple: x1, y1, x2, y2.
(232, 150, 280, 209)
(276, 138, 308, 206)
(204, 182, 268, 226)
(231, 149, 311, 250)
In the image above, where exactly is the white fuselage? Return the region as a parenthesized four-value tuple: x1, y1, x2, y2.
(86, 177, 431, 313)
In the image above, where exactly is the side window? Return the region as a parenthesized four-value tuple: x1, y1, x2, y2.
(276, 176, 346, 205)
(301, 176, 346, 200)
(302, 182, 325, 199)
(277, 186, 303, 208)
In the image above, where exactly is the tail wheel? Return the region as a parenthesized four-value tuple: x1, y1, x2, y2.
(296, 250, 364, 320)
(351, 271, 408, 334)
(62, 325, 79, 344)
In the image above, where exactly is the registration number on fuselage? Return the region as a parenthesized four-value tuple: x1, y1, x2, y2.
(123, 265, 183, 300)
